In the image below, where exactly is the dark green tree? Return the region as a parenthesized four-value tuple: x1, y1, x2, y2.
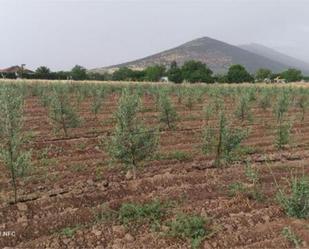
(144, 65, 166, 82)
(227, 65, 253, 83)
(181, 61, 214, 83)
(112, 67, 135, 81)
(280, 68, 303, 82)
(35, 66, 52, 79)
(255, 68, 272, 82)
(167, 61, 183, 83)
(71, 65, 87, 80)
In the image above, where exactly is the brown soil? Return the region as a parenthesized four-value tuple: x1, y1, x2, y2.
(0, 93, 308, 249)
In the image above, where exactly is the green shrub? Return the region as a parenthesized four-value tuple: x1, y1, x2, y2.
(119, 200, 168, 228)
(282, 226, 302, 248)
(166, 213, 209, 249)
(277, 177, 309, 219)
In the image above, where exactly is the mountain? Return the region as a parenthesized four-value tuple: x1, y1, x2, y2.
(239, 43, 309, 75)
(91, 37, 292, 74)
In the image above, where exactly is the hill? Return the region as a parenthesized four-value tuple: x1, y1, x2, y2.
(239, 43, 309, 75)
(91, 37, 292, 74)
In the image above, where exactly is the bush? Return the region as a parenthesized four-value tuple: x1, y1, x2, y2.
(166, 213, 209, 249)
(277, 176, 309, 219)
(282, 226, 302, 248)
(119, 200, 168, 228)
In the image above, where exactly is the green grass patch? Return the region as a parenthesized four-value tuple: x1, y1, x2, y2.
(165, 213, 211, 249)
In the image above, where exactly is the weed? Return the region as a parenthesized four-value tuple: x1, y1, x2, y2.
(166, 213, 210, 249)
(277, 176, 309, 219)
(119, 200, 169, 229)
(282, 226, 302, 248)
(59, 226, 80, 238)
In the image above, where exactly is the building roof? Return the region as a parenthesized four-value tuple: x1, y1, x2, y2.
(0, 65, 34, 74)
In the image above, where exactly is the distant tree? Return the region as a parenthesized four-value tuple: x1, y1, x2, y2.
(71, 65, 87, 81)
(181, 60, 214, 83)
(255, 68, 272, 82)
(280, 68, 303, 82)
(52, 71, 71, 80)
(128, 70, 146, 81)
(87, 72, 106, 81)
(35, 66, 52, 79)
(167, 61, 183, 83)
(227, 64, 253, 83)
(112, 67, 135, 81)
(144, 65, 166, 82)
(214, 74, 228, 83)
(303, 76, 309, 82)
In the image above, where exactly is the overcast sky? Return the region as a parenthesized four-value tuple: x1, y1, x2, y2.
(1, 0, 309, 71)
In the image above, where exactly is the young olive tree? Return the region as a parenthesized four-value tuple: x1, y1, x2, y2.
(203, 112, 248, 167)
(273, 91, 290, 122)
(47, 85, 81, 137)
(158, 92, 178, 129)
(0, 86, 31, 203)
(90, 87, 105, 120)
(107, 88, 159, 179)
(184, 88, 195, 112)
(234, 94, 252, 123)
(296, 93, 308, 122)
(275, 121, 291, 150)
(259, 90, 272, 111)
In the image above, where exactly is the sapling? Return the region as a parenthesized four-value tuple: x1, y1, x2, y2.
(90, 87, 105, 120)
(107, 88, 159, 179)
(277, 176, 309, 219)
(275, 121, 291, 150)
(259, 90, 272, 111)
(203, 112, 248, 167)
(273, 91, 290, 122)
(158, 92, 178, 129)
(47, 85, 81, 137)
(184, 88, 195, 112)
(0, 86, 31, 203)
(234, 94, 252, 123)
(296, 93, 308, 122)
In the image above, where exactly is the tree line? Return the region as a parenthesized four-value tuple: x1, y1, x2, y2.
(1, 61, 306, 83)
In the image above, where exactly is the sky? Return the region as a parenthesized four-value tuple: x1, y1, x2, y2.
(0, 0, 309, 71)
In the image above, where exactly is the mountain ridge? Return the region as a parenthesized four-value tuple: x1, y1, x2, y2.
(91, 37, 308, 74)
(239, 43, 309, 75)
